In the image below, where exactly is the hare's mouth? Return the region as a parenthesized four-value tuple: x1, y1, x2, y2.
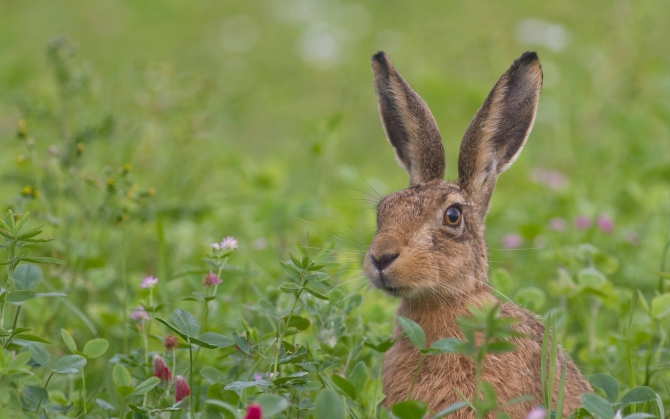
(375, 282, 411, 297)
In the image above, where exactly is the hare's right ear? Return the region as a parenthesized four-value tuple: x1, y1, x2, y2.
(372, 52, 445, 187)
(458, 52, 542, 217)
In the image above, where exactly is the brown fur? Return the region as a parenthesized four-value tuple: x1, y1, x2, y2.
(365, 52, 591, 418)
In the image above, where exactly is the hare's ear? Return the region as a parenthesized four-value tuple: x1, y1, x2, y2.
(458, 51, 542, 216)
(372, 52, 445, 186)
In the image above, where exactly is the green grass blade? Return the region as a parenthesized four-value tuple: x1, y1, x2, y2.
(548, 314, 558, 412)
(541, 315, 550, 409)
(556, 364, 567, 419)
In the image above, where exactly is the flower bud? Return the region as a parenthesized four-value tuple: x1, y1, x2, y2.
(153, 355, 172, 382)
(244, 404, 262, 419)
(175, 375, 191, 402)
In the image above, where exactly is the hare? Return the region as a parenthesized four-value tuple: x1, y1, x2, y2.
(363, 51, 591, 418)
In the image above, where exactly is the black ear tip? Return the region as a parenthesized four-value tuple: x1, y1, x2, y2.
(372, 51, 389, 64)
(516, 51, 540, 65)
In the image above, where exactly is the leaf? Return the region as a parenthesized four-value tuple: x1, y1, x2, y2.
(232, 332, 251, 353)
(285, 316, 310, 332)
(305, 272, 330, 282)
(289, 253, 303, 269)
(622, 414, 656, 419)
(204, 400, 241, 418)
(514, 286, 546, 311)
(578, 268, 607, 289)
(364, 338, 396, 353)
(34, 292, 68, 298)
(487, 341, 517, 353)
(116, 385, 135, 396)
(201, 367, 226, 384)
(54, 355, 87, 374)
(83, 339, 109, 358)
(6, 290, 36, 303)
(172, 309, 200, 337)
(224, 380, 271, 390)
(155, 318, 217, 348)
(423, 337, 465, 355)
(650, 293, 670, 319)
(61, 329, 77, 352)
(331, 375, 357, 399)
(29, 344, 54, 371)
(620, 386, 656, 405)
(304, 287, 329, 300)
(95, 399, 115, 411)
(348, 361, 368, 394)
(396, 315, 426, 349)
(15, 333, 51, 344)
(258, 299, 279, 319)
(391, 400, 429, 419)
(113, 364, 132, 387)
(433, 401, 468, 418)
(13, 264, 42, 290)
(581, 393, 614, 419)
(588, 374, 620, 403)
(280, 283, 301, 293)
(132, 377, 161, 395)
(197, 332, 234, 348)
(255, 394, 290, 416)
(314, 388, 345, 419)
(21, 257, 64, 265)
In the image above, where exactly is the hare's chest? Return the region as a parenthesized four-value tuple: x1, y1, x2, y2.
(382, 337, 477, 410)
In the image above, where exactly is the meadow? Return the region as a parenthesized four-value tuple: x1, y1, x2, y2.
(0, 0, 669, 418)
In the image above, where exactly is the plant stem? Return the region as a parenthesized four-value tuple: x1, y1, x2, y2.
(121, 227, 128, 353)
(0, 242, 16, 329)
(81, 369, 87, 414)
(273, 270, 306, 376)
(11, 305, 21, 330)
(189, 338, 195, 418)
(407, 353, 425, 400)
(36, 372, 54, 413)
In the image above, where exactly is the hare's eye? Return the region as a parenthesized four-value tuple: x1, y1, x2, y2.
(444, 207, 461, 226)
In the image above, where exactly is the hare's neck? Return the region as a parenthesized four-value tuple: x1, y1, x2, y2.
(396, 290, 495, 344)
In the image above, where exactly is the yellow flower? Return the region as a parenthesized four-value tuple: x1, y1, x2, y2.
(17, 155, 26, 163)
(124, 163, 132, 172)
(33, 189, 41, 198)
(22, 185, 32, 195)
(148, 187, 156, 196)
(77, 142, 85, 151)
(108, 178, 115, 186)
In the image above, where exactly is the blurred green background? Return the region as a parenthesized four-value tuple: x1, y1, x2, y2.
(1, 0, 669, 338)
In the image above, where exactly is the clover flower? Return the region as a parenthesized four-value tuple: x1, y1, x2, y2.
(164, 335, 179, 350)
(575, 216, 592, 229)
(549, 217, 567, 232)
(153, 355, 172, 382)
(175, 375, 191, 402)
(141, 275, 158, 289)
(244, 404, 262, 419)
(526, 407, 546, 419)
(203, 271, 222, 287)
(502, 234, 523, 249)
(131, 305, 150, 323)
(598, 215, 614, 234)
(220, 236, 238, 250)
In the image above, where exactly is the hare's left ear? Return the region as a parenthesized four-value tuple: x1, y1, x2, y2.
(372, 52, 445, 186)
(458, 51, 542, 216)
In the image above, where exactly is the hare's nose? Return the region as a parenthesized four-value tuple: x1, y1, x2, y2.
(371, 252, 399, 271)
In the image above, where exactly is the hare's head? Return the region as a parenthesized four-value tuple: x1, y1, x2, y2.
(364, 51, 542, 300)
